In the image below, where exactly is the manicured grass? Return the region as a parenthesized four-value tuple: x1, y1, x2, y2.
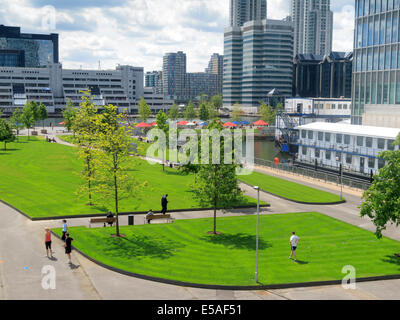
(240, 170, 342, 203)
(53, 212, 400, 286)
(0, 137, 260, 218)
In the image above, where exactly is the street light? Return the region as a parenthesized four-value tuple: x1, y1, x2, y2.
(254, 186, 260, 283)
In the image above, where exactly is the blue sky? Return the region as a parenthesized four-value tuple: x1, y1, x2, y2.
(0, 0, 355, 72)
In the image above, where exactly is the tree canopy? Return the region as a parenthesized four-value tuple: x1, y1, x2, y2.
(138, 98, 152, 121)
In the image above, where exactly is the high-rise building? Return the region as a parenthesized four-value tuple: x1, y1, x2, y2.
(185, 72, 219, 99)
(145, 70, 163, 94)
(293, 52, 353, 99)
(162, 51, 186, 100)
(0, 25, 59, 67)
(224, 19, 294, 110)
(290, 0, 333, 57)
(352, 0, 400, 125)
(229, 0, 267, 27)
(205, 53, 224, 95)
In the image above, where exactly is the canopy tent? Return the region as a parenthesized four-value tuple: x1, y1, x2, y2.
(186, 122, 196, 126)
(58, 121, 66, 125)
(199, 122, 208, 126)
(253, 120, 269, 126)
(150, 122, 157, 126)
(223, 122, 237, 127)
(177, 120, 188, 126)
(136, 122, 152, 128)
(240, 120, 250, 125)
(232, 121, 240, 125)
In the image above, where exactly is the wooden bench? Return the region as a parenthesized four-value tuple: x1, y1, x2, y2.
(89, 217, 116, 228)
(145, 214, 173, 224)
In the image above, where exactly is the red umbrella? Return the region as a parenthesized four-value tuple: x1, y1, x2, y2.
(150, 122, 157, 126)
(136, 122, 152, 128)
(58, 121, 66, 125)
(177, 120, 188, 126)
(253, 120, 269, 126)
(223, 122, 237, 127)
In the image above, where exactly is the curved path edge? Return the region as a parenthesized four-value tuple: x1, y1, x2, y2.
(239, 180, 346, 206)
(51, 230, 400, 291)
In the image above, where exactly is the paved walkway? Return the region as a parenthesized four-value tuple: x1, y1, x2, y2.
(1, 128, 400, 300)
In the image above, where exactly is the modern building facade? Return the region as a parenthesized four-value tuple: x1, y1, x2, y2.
(0, 25, 59, 68)
(143, 87, 174, 114)
(205, 53, 224, 95)
(0, 63, 145, 114)
(224, 19, 294, 110)
(230, 0, 267, 27)
(352, 0, 400, 125)
(290, 0, 333, 57)
(293, 52, 353, 98)
(162, 51, 186, 100)
(185, 72, 219, 100)
(145, 70, 163, 94)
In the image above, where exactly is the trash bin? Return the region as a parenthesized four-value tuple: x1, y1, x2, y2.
(128, 215, 134, 226)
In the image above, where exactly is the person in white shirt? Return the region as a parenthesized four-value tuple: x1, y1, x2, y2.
(289, 232, 300, 262)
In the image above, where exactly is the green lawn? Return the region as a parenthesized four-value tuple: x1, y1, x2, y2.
(53, 212, 400, 286)
(0, 137, 259, 218)
(240, 170, 342, 203)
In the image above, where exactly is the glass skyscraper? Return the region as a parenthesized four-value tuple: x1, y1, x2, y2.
(353, 0, 400, 124)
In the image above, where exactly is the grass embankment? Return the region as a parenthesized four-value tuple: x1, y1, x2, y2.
(0, 137, 260, 218)
(54, 212, 400, 286)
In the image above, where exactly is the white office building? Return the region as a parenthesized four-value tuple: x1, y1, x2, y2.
(143, 87, 174, 114)
(296, 122, 400, 174)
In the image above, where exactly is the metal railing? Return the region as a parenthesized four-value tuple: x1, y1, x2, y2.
(252, 157, 371, 191)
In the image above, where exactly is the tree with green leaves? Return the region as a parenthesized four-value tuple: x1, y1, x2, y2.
(29, 101, 40, 131)
(74, 93, 100, 206)
(0, 118, 15, 151)
(192, 120, 243, 235)
(184, 101, 196, 121)
(156, 110, 169, 171)
(168, 103, 179, 120)
(9, 108, 24, 141)
(21, 102, 35, 140)
(94, 104, 145, 237)
(210, 95, 223, 110)
(62, 99, 78, 133)
(231, 103, 244, 121)
(38, 104, 48, 129)
(199, 103, 209, 121)
(258, 101, 276, 125)
(138, 97, 152, 121)
(360, 137, 400, 243)
(207, 103, 219, 120)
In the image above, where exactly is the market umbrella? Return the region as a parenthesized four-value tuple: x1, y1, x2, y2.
(150, 122, 157, 126)
(58, 121, 66, 125)
(177, 120, 188, 126)
(232, 121, 240, 125)
(253, 120, 269, 126)
(136, 122, 152, 128)
(200, 122, 208, 126)
(240, 120, 250, 125)
(223, 122, 237, 127)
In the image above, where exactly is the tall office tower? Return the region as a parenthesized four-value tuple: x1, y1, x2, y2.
(230, 0, 267, 27)
(145, 70, 163, 94)
(206, 53, 224, 95)
(224, 19, 294, 110)
(290, 0, 333, 57)
(352, 0, 400, 125)
(0, 25, 59, 67)
(162, 51, 186, 100)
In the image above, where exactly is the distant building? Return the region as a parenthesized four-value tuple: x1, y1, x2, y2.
(162, 51, 186, 100)
(205, 53, 223, 95)
(290, 0, 333, 57)
(224, 19, 294, 111)
(293, 52, 353, 99)
(143, 87, 174, 114)
(0, 25, 59, 67)
(145, 70, 163, 94)
(230, 0, 267, 27)
(185, 72, 219, 100)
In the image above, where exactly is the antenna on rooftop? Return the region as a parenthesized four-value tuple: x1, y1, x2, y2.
(98, 60, 101, 70)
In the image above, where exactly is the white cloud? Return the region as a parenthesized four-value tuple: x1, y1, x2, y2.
(1, 0, 355, 72)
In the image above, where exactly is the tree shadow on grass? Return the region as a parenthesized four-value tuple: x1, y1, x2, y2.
(200, 233, 272, 251)
(381, 254, 400, 268)
(98, 234, 185, 261)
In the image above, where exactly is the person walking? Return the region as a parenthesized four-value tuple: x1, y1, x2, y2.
(161, 194, 168, 215)
(289, 231, 300, 262)
(64, 233, 74, 264)
(44, 228, 53, 258)
(61, 220, 68, 242)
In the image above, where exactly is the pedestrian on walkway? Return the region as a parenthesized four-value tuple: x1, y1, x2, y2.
(45, 228, 53, 258)
(161, 194, 168, 215)
(289, 231, 300, 262)
(64, 233, 74, 264)
(61, 220, 68, 242)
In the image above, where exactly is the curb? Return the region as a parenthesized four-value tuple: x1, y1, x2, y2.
(239, 180, 346, 206)
(50, 231, 400, 291)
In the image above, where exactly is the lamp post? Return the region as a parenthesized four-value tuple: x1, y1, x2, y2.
(254, 186, 260, 283)
(336, 157, 343, 200)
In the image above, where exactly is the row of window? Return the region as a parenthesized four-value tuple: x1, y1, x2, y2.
(356, 0, 400, 17)
(301, 130, 396, 150)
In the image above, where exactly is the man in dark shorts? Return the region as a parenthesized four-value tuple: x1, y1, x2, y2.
(289, 231, 300, 262)
(161, 194, 168, 215)
(64, 233, 74, 264)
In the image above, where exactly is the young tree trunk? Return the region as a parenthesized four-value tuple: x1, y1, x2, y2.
(87, 155, 93, 206)
(4, 141, 6, 151)
(114, 156, 120, 237)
